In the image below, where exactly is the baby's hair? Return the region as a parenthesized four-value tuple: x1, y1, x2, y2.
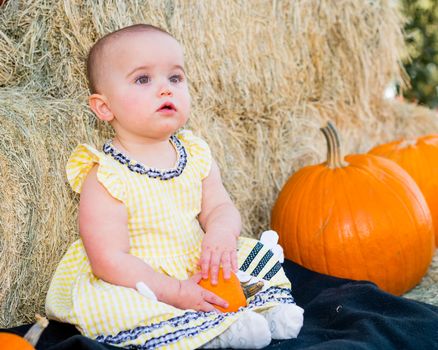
(86, 24, 173, 94)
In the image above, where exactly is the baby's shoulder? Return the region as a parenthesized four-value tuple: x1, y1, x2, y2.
(68, 143, 102, 164)
(176, 130, 212, 179)
(176, 129, 210, 156)
(66, 143, 126, 202)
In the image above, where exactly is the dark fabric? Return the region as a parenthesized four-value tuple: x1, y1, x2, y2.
(3, 259, 438, 349)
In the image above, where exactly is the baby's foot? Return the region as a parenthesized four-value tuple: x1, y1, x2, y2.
(202, 310, 271, 349)
(262, 304, 304, 339)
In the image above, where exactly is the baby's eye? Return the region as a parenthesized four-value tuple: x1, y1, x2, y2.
(169, 74, 184, 84)
(135, 75, 150, 85)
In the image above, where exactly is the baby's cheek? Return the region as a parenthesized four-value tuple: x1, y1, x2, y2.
(123, 93, 144, 109)
(179, 92, 191, 117)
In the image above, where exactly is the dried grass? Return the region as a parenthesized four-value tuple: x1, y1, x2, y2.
(0, 89, 98, 326)
(0, 30, 18, 86)
(0, 0, 437, 326)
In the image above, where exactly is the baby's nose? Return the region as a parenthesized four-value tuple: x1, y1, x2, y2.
(160, 88, 173, 97)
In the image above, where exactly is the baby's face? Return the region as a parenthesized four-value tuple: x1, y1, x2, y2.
(97, 30, 190, 141)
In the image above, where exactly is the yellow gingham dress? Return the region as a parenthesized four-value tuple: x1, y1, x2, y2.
(45, 130, 294, 349)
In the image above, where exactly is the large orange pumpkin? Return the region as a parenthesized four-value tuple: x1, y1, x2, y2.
(271, 122, 434, 295)
(198, 268, 247, 312)
(369, 134, 438, 246)
(0, 314, 48, 349)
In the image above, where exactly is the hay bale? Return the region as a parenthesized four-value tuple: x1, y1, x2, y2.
(0, 89, 101, 326)
(0, 30, 18, 86)
(381, 100, 438, 138)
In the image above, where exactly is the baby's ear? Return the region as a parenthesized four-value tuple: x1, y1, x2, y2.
(88, 94, 114, 122)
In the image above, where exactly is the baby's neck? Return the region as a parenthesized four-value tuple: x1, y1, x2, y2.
(112, 135, 178, 170)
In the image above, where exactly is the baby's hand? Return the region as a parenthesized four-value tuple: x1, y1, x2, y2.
(200, 231, 237, 284)
(174, 273, 229, 312)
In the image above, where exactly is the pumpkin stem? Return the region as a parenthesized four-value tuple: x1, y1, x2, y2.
(320, 122, 348, 168)
(241, 281, 265, 299)
(23, 314, 49, 346)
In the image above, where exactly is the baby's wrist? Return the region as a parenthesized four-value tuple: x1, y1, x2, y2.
(159, 277, 181, 305)
(206, 229, 238, 239)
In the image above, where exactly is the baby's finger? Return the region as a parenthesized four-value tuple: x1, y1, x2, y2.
(221, 252, 232, 280)
(209, 251, 222, 285)
(199, 301, 218, 313)
(200, 249, 211, 279)
(202, 290, 228, 310)
(231, 250, 238, 272)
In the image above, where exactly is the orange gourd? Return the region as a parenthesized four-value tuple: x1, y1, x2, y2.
(271, 122, 434, 295)
(198, 268, 247, 312)
(0, 333, 35, 350)
(369, 134, 438, 246)
(0, 314, 49, 349)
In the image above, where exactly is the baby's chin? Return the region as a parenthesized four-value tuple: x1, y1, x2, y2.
(155, 122, 188, 138)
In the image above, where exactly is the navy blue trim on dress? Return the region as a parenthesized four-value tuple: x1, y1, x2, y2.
(240, 242, 263, 271)
(247, 286, 295, 308)
(251, 250, 274, 277)
(263, 262, 282, 281)
(102, 135, 187, 181)
(95, 287, 295, 349)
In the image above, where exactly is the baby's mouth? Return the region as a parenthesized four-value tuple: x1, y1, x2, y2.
(157, 102, 176, 112)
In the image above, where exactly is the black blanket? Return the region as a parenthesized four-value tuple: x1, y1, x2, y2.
(4, 260, 438, 349)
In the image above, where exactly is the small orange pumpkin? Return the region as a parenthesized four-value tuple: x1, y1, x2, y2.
(0, 333, 35, 350)
(198, 268, 247, 312)
(0, 314, 49, 349)
(271, 122, 434, 295)
(369, 134, 438, 246)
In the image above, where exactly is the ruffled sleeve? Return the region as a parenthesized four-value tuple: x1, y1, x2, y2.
(66, 144, 126, 202)
(176, 130, 212, 179)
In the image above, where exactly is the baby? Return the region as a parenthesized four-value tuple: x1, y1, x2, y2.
(45, 24, 303, 349)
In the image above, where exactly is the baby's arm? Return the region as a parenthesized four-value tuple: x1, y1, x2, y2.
(198, 159, 242, 285)
(79, 165, 228, 312)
